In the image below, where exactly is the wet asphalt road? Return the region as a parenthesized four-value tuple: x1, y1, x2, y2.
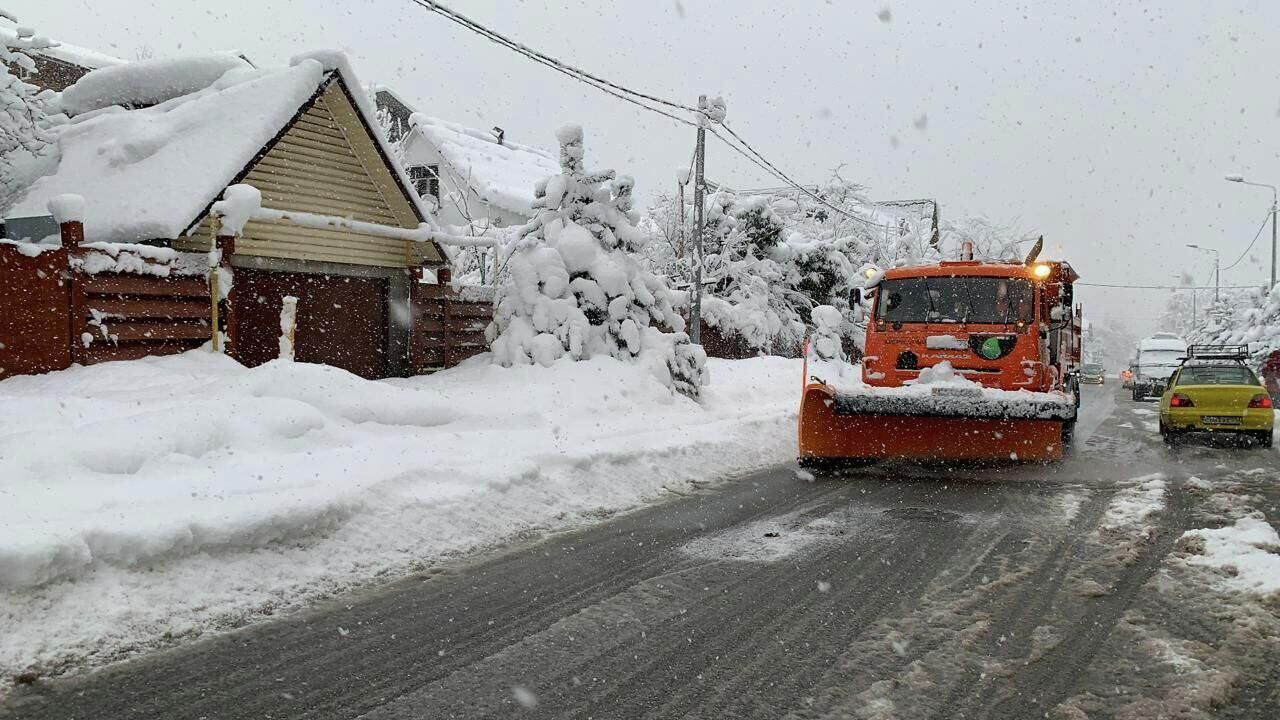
(4, 383, 1279, 719)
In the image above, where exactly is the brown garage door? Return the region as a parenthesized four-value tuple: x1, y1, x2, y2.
(231, 268, 388, 379)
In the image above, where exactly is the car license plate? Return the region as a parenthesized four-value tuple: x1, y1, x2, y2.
(1202, 416, 1242, 426)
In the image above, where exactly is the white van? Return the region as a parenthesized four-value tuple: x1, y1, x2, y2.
(1132, 333, 1187, 401)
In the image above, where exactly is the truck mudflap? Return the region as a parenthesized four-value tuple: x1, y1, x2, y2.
(798, 384, 1070, 464)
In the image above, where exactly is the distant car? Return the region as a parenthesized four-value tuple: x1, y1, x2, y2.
(1159, 346, 1274, 448)
(1080, 363, 1105, 385)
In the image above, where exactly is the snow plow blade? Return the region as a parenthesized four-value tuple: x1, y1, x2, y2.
(798, 384, 1070, 464)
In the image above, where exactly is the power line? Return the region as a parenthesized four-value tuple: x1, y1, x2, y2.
(1077, 281, 1263, 290)
(707, 126, 886, 230)
(412, 0, 894, 233)
(412, 0, 699, 118)
(1221, 207, 1273, 272)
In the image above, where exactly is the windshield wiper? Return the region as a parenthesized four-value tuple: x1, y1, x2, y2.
(923, 277, 939, 322)
(959, 279, 979, 324)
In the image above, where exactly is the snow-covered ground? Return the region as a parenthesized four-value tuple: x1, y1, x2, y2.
(0, 351, 802, 678)
(1181, 515, 1280, 594)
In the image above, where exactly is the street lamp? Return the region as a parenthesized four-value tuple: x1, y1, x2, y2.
(1186, 244, 1220, 303)
(1225, 173, 1278, 290)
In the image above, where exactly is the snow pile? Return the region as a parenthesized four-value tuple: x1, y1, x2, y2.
(489, 125, 705, 397)
(10, 58, 324, 242)
(46, 193, 84, 223)
(59, 53, 252, 116)
(0, 22, 123, 73)
(71, 241, 205, 277)
(210, 183, 261, 236)
(0, 350, 800, 675)
(1180, 514, 1280, 594)
(410, 114, 560, 215)
(1102, 473, 1167, 529)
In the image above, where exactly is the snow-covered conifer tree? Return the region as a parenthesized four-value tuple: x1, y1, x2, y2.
(0, 11, 57, 214)
(488, 125, 706, 397)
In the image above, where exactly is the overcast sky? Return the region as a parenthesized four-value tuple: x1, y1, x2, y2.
(16, 0, 1280, 334)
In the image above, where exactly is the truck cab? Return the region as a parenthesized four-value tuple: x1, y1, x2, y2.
(862, 259, 1081, 396)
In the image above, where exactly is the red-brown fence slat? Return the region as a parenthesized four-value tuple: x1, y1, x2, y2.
(79, 340, 202, 365)
(86, 297, 212, 320)
(97, 321, 213, 343)
(80, 274, 210, 298)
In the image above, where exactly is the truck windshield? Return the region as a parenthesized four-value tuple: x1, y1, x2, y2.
(875, 276, 1035, 324)
(1140, 350, 1184, 367)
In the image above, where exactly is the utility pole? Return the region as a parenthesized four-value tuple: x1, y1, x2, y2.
(1272, 195, 1277, 291)
(1215, 254, 1221, 303)
(688, 95, 709, 345)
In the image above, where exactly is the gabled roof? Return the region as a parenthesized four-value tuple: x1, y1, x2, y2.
(372, 88, 559, 217)
(10, 51, 433, 245)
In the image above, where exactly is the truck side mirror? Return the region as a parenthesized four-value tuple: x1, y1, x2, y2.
(850, 288, 862, 305)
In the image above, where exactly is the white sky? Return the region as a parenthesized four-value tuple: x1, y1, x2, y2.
(14, 0, 1280, 333)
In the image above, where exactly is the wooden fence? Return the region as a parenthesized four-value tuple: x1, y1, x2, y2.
(71, 273, 211, 365)
(409, 281, 494, 372)
(0, 243, 71, 378)
(0, 221, 212, 381)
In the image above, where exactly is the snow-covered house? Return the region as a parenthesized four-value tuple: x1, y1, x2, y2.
(0, 22, 123, 91)
(374, 87, 558, 230)
(8, 51, 447, 379)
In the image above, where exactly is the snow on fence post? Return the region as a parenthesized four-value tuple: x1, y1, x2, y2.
(278, 295, 298, 361)
(48, 194, 85, 250)
(209, 184, 260, 354)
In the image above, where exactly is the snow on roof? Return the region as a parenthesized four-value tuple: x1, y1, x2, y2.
(0, 23, 124, 70)
(409, 114, 560, 216)
(60, 53, 253, 116)
(9, 59, 328, 242)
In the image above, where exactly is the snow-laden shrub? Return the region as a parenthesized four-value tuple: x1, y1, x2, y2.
(488, 125, 706, 397)
(809, 305, 847, 362)
(0, 15, 58, 214)
(1200, 283, 1280, 365)
(697, 193, 805, 355)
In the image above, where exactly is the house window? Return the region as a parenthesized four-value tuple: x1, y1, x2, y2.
(407, 165, 440, 204)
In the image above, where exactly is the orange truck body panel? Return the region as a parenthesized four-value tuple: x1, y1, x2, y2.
(798, 258, 1080, 464)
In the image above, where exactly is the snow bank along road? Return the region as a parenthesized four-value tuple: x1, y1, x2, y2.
(0, 352, 801, 687)
(5, 383, 1280, 718)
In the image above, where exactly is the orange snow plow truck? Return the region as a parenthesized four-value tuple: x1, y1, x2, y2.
(799, 246, 1082, 464)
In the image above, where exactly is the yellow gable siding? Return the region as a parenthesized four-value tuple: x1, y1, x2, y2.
(175, 79, 443, 267)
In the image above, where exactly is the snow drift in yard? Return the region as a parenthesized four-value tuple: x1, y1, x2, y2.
(0, 350, 800, 676)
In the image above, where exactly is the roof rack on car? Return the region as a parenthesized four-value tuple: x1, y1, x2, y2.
(1183, 344, 1249, 362)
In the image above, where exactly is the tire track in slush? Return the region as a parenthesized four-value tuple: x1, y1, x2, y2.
(934, 477, 1188, 720)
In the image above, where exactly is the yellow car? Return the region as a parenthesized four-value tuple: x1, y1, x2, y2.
(1159, 361, 1274, 448)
